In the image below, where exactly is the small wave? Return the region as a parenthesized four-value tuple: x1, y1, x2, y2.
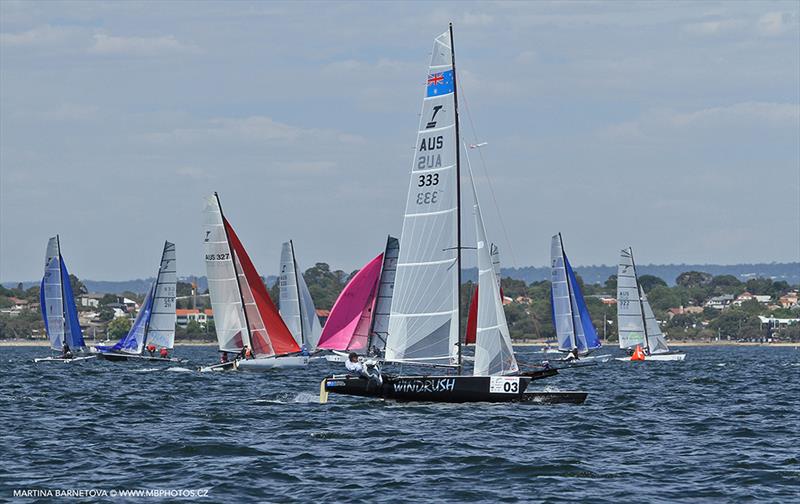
(254, 392, 320, 404)
(166, 367, 193, 373)
(134, 367, 162, 373)
(717, 363, 727, 367)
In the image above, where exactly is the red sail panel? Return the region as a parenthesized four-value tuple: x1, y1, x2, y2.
(224, 218, 300, 356)
(465, 285, 478, 345)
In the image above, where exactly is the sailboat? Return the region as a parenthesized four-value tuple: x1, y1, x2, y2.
(316, 236, 399, 361)
(550, 233, 611, 363)
(34, 236, 94, 363)
(615, 247, 686, 362)
(321, 25, 586, 403)
(94, 242, 181, 362)
(200, 193, 306, 371)
(278, 240, 322, 353)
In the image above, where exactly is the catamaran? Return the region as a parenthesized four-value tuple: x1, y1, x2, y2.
(615, 247, 686, 362)
(200, 193, 306, 371)
(278, 240, 322, 354)
(93, 242, 181, 362)
(321, 25, 586, 404)
(34, 236, 94, 363)
(316, 236, 399, 361)
(550, 233, 611, 363)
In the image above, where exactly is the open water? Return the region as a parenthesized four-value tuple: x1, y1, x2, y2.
(1, 345, 798, 503)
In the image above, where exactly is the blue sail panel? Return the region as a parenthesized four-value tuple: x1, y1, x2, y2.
(60, 256, 86, 350)
(565, 257, 601, 351)
(106, 284, 155, 355)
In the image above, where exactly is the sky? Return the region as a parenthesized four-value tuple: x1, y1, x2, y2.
(1, 1, 798, 282)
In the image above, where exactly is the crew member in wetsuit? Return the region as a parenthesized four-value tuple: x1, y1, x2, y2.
(62, 343, 73, 359)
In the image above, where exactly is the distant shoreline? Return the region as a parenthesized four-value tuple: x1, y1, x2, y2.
(1, 339, 796, 348)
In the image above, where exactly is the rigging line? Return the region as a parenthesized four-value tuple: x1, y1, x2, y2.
(457, 80, 519, 269)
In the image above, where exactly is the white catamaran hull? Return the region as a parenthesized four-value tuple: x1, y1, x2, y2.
(615, 352, 686, 362)
(34, 355, 96, 363)
(234, 355, 309, 371)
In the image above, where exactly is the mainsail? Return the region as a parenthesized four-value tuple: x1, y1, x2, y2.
(617, 247, 646, 349)
(203, 194, 299, 357)
(385, 30, 460, 366)
(145, 241, 177, 349)
(279, 241, 322, 350)
(40, 236, 85, 351)
(550, 234, 600, 354)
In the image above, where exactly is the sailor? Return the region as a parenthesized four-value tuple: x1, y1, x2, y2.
(220, 352, 229, 364)
(146, 344, 156, 357)
(159, 347, 169, 359)
(300, 344, 310, 357)
(345, 352, 365, 376)
(62, 343, 73, 360)
(565, 348, 579, 361)
(241, 345, 253, 360)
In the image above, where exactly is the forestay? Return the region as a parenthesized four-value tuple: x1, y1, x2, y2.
(617, 247, 646, 349)
(145, 241, 177, 349)
(472, 176, 518, 376)
(386, 31, 459, 366)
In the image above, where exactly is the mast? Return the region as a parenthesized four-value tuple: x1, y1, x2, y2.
(449, 22, 463, 374)
(289, 239, 305, 348)
(56, 234, 68, 349)
(559, 233, 578, 351)
(216, 192, 253, 350)
(629, 247, 651, 354)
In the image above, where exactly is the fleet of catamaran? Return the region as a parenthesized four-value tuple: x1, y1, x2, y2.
(33, 25, 686, 405)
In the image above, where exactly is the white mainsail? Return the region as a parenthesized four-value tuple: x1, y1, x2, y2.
(42, 236, 65, 351)
(617, 247, 646, 349)
(279, 241, 322, 350)
(550, 235, 576, 352)
(490, 243, 501, 292)
(472, 177, 518, 376)
(146, 241, 177, 349)
(370, 236, 399, 351)
(203, 195, 249, 352)
(385, 30, 459, 366)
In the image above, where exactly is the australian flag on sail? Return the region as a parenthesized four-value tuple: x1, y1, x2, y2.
(426, 69, 454, 97)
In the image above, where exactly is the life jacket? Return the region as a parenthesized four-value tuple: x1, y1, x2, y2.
(631, 344, 646, 361)
(244, 348, 252, 359)
(159, 348, 168, 358)
(147, 344, 156, 353)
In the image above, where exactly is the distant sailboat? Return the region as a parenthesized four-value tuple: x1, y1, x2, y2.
(200, 193, 305, 371)
(316, 236, 399, 358)
(94, 242, 180, 362)
(615, 247, 686, 362)
(550, 234, 611, 363)
(279, 240, 322, 352)
(35, 236, 93, 363)
(321, 25, 585, 404)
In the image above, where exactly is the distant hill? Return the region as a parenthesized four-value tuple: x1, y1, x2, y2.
(4, 263, 797, 293)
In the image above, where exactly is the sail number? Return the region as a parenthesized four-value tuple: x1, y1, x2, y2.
(416, 191, 439, 205)
(418, 173, 439, 187)
(489, 376, 521, 394)
(205, 253, 230, 261)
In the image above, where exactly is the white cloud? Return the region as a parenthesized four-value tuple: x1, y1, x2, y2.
(757, 11, 796, 36)
(0, 24, 74, 46)
(145, 116, 365, 145)
(88, 33, 199, 55)
(683, 18, 745, 36)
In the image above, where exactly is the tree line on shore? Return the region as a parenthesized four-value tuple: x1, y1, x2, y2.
(2, 264, 798, 342)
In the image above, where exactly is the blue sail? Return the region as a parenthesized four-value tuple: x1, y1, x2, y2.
(565, 256, 601, 351)
(60, 256, 86, 350)
(100, 284, 155, 355)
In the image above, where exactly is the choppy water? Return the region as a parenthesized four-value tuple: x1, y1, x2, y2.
(1, 346, 798, 503)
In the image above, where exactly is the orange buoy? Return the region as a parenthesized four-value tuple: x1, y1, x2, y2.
(631, 344, 645, 361)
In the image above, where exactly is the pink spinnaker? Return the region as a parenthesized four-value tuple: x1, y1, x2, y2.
(317, 252, 383, 351)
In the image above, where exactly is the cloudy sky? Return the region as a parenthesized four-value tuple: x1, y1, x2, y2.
(1, 1, 798, 282)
